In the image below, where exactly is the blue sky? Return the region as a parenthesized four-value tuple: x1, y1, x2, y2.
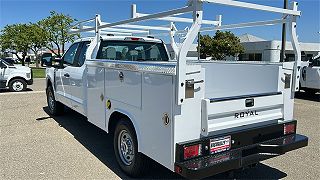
(0, 0, 319, 43)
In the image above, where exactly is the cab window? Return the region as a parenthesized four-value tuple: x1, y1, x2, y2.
(77, 41, 90, 67)
(63, 43, 80, 65)
(96, 40, 169, 61)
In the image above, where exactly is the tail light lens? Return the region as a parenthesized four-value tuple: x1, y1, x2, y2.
(124, 37, 144, 41)
(174, 165, 182, 174)
(284, 123, 296, 135)
(183, 144, 202, 160)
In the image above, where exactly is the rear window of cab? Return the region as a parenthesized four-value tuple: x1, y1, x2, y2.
(96, 40, 169, 61)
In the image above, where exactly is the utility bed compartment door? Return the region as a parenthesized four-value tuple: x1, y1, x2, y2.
(201, 93, 283, 136)
(105, 69, 142, 108)
(198, 62, 281, 99)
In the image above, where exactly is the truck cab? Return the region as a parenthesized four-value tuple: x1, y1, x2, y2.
(0, 59, 33, 92)
(46, 36, 169, 115)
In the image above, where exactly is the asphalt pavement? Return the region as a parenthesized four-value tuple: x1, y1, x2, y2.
(0, 79, 319, 179)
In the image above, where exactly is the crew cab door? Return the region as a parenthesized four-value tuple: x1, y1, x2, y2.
(68, 41, 90, 115)
(55, 42, 80, 107)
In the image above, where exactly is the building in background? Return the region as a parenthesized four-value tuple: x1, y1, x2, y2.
(239, 34, 320, 62)
(166, 33, 320, 62)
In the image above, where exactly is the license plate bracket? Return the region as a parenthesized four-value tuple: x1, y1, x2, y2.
(210, 136, 231, 154)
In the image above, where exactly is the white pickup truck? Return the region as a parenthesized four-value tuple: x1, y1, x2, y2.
(300, 57, 320, 94)
(0, 59, 33, 92)
(45, 1, 308, 179)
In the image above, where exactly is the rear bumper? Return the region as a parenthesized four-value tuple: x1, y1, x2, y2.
(175, 122, 308, 179)
(176, 134, 308, 179)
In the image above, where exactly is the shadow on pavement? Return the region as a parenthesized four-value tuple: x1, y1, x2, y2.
(40, 106, 287, 180)
(0, 88, 33, 93)
(295, 91, 320, 102)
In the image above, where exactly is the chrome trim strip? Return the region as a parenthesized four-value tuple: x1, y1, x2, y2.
(86, 59, 176, 75)
(209, 92, 282, 103)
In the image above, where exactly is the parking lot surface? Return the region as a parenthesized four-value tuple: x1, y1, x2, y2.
(0, 79, 319, 179)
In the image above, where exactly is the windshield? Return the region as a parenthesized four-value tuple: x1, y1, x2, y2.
(2, 59, 14, 66)
(1, 59, 10, 66)
(97, 40, 169, 61)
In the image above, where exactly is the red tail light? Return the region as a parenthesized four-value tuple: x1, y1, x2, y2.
(174, 165, 182, 174)
(184, 144, 202, 160)
(131, 38, 140, 41)
(284, 123, 295, 135)
(125, 37, 144, 41)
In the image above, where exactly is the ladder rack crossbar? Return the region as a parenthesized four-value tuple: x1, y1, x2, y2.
(136, 12, 221, 25)
(98, 6, 193, 30)
(69, 0, 301, 104)
(202, 18, 286, 31)
(202, 0, 301, 16)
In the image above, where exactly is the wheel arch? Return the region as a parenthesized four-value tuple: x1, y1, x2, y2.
(107, 110, 142, 151)
(46, 77, 53, 89)
(7, 76, 27, 86)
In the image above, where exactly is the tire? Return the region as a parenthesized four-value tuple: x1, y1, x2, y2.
(46, 86, 64, 116)
(9, 79, 27, 92)
(113, 119, 149, 177)
(305, 89, 319, 95)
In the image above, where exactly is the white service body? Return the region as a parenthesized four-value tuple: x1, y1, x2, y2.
(300, 59, 320, 92)
(46, 36, 297, 171)
(45, 1, 308, 178)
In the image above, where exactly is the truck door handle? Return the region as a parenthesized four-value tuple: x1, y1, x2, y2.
(119, 72, 124, 81)
(186, 80, 204, 87)
(64, 73, 70, 78)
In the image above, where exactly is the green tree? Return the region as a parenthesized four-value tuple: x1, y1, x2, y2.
(198, 34, 213, 59)
(0, 24, 31, 66)
(199, 31, 244, 60)
(39, 11, 78, 57)
(27, 23, 48, 67)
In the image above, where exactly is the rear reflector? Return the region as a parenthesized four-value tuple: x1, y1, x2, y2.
(184, 144, 202, 160)
(284, 123, 295, 135)
(174, 165, 182, 174)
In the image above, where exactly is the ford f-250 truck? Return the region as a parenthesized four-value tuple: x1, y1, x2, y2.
(45, 1, 308, 178)
(0, 59, 33, 92)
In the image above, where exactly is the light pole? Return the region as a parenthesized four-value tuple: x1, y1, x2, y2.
(280, 0, 288, 62)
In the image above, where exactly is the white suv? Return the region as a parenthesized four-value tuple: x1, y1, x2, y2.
(0, 59, 33, 92)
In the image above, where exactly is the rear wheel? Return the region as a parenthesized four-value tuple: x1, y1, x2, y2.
(113, 119, 149, 177)
(46, 86, 64, 116)
(9, 79, 26, 92)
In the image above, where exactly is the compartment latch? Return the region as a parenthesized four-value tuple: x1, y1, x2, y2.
(185, 79, 204, 98)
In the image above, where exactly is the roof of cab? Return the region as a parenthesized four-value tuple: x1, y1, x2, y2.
(74, 35, 163, 43)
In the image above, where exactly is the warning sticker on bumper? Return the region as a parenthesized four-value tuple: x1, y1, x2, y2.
(210, 136, 231, 154)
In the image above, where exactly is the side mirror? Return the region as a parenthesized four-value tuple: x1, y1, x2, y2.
(42, 57, 52, 67)
(53, 57, 64, 68)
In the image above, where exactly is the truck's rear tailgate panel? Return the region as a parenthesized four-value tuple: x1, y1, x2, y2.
(202, 93, 283, 135)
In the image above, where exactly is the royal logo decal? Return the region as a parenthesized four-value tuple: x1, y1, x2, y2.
(235, 110, 258, 118)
